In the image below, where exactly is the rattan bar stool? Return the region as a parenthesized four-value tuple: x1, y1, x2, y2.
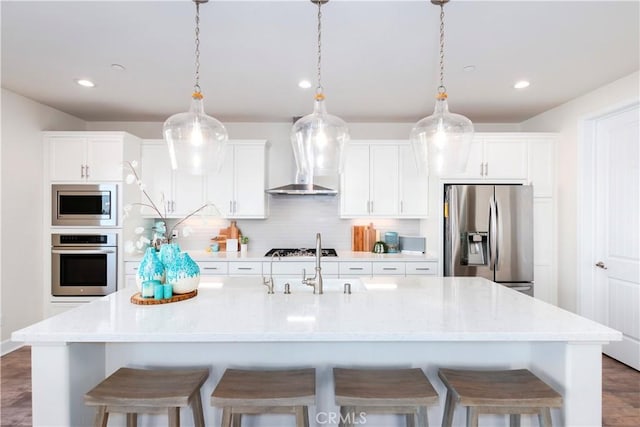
(210, 368, 315, 427)
(438, 368, 563, 427)
(333, 367, 439, 427)
(84, 367, 209, 427)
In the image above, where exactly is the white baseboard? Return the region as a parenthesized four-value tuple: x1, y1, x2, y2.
(1, 339, 24, 356)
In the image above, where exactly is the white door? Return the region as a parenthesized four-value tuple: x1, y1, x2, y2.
(594, 105, 640, 369)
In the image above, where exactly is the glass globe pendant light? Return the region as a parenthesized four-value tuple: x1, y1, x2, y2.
(163, 0, 228, 176)
(291, 0, 349, 178)
(411, 0, 473, 176)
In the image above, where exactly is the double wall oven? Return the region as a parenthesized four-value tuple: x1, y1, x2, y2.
(50, 183, 120, 297)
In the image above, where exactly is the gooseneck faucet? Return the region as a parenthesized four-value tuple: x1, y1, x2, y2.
(263, 251, 280, 294)
(302, 233, 324, 294)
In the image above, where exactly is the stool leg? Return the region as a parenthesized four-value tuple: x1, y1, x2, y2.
(406, 413, 416, 427)
(126, 413, 137, 427)
(294, 406, 309, 427)
(94, 406, 108, 427)
(339, 406, 354, 427)
(509, 414, 521, 427)
(191, 391, 205, 427)
(303, 406, 310, 427)
(441, 390, 455, 427)
(232, 413, 242, 427)
(168, 407, 180, 427)
(466, 407, 479, 427)
(221, 407, 232, 427)
(538, 408, 553, 427)
(417, 405, 429, 427)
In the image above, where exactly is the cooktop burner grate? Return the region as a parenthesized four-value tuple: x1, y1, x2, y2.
(264, 248, 338, 257)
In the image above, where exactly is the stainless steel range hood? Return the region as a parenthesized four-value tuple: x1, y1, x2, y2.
(266, 183, 337, 196)
(266, 168, 338, 196)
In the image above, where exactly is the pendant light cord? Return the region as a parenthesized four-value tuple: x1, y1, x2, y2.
(316, 0, 324, 96)
(438, 1, 447, 96)
(194, 1, 202, 95)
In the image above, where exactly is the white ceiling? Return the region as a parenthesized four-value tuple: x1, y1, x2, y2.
(1, 0, 638, 124)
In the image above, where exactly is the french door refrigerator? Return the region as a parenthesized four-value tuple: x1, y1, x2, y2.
(444, 184, 534, 296)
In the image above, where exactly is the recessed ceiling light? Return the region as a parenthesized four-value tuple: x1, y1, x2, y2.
(75, 79, 95, 88)
(111, 63, 126, 71)
(298, 80, 312, 89)
(514, 80, 530, 89)
(463, 65, 476, 72)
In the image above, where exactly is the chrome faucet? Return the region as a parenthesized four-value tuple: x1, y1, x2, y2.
(302, 233, 324, 294)
(262, 251, 280, 294)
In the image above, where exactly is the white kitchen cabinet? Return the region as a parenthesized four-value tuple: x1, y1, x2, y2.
(199, 261, 228, 276)
(372, 262, 405, 276)
(228, 261, 263, 276)
(453, 134, 528, 180)
(141, 141, 205, 218)
(46, 132, 139, 182)
(207, 141, 266, 218)
(341, 141, 427, 218)
(405, 261, 437, 276)
(528, 137, 556, 197)
(339, 261, 372, 277)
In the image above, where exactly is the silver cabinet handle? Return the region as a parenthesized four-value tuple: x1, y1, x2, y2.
(80, 165, 85, 178)
(85, 165, 90, 178)
(383, 267, 397, 271)
(203, 267, 219, 270)
(349, 267, 364, 271)
(366, 200, 370, 213)
(233, 200, 237, 214)
(484, 163, 488, 176)
(415, 267, 431, 271)
(595, 261, 608, 270)
(480, 163, 484, 176)
(52, 249, 115, 255)
(237, 267, 253, 271)
(229, 200, 233, 214)
(400, 200, 404, 213)
(370, 200, 373, 213)
(172, 201, 176, 212)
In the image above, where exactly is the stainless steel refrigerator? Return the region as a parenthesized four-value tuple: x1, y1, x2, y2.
(444, 184, 534, 296)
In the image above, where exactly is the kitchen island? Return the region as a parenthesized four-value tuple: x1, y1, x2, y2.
(13, 276, 620, 426)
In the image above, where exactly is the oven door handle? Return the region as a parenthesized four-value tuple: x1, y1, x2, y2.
(51, 249, 116, 255)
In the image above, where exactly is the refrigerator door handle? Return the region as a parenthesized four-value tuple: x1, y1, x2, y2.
(489, 196, 498, 271)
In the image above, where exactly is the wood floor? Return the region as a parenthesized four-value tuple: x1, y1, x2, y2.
(1, 346, 638, 426)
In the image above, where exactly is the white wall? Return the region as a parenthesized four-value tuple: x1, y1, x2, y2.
(0, 89, 86, 348)
(521, 71, 640, 312)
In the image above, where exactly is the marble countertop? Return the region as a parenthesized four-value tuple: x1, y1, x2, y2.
(125, 250, 438, 262)
(13, 277, 621, 344)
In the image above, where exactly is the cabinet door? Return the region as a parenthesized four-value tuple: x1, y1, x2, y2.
(398, 145, 428, 217)
(528, 138, 555, 197)
(141, 144, 173, 216)
(340, 144, 371, 217)
(172, 169, 204, 217)
(49, 137, 86, 181)
(233, 144, 266, 218)
(207, 145, 235, 217)
(456, 137, 484, 179)
(484, 138, 528, 179)
(369, 144, 399, 216)
(86, 137, 123, 181)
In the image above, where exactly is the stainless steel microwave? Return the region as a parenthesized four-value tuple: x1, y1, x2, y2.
(52, 184, 117, 227)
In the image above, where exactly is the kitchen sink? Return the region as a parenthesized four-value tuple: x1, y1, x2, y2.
(272, 277, 366, 293)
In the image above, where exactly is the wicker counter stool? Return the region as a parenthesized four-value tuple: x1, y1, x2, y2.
(210, 368, 315, 427)
(84, 367, 209, 427)
(333, 367, 439, 427)
(438, 368, 563, 427)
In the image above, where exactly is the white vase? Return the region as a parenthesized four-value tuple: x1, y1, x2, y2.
(240, 243, 248, 253)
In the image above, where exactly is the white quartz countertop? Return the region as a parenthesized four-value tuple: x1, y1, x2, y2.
(13, 277, 620, 344)
(125, 250, 438, 262)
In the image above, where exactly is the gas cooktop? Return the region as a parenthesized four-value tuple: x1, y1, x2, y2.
(264, 248, 338, 257)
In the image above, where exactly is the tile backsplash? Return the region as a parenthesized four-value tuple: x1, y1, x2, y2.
(163, 196, 421, 254)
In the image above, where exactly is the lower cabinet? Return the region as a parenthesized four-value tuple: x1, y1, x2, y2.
(228, 261, 262, 276)
(405, 262, 437, 275)
(340, 262, 373, 277)
(372, 262, 405, 276)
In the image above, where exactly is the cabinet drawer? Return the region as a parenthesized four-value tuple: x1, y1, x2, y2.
(229, 262, 262, 275)
(372, 262, 405, 276)
(263, 261, 339, 277)
(124, 262, 140, 275)
(198, 262, 228, 275)
(340, 262, 372, 276)
(405, 262, 437, 275)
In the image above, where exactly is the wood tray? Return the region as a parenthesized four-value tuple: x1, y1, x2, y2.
(130, 289, 198, 305)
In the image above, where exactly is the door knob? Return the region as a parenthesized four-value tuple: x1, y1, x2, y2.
(595, 261, 608, 270)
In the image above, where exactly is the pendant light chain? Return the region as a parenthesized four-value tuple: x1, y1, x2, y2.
(193, 1, 202, 95)
(438, 1, 446, 95)
(316, 0, 323, 95)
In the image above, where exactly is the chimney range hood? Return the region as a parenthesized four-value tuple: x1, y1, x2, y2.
(266, 168, 337, 196)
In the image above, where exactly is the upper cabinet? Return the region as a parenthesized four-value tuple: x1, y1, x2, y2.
(451, 134, 529, 180)
(141, 142, 204, 217)
(46, 132, 140, 182)
(340, 141, 428, 218)
(527, 136, 556, 198)
(207, 141, 267, 218)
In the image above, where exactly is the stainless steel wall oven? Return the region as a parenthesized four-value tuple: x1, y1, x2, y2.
(51, 233, 117, 296)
